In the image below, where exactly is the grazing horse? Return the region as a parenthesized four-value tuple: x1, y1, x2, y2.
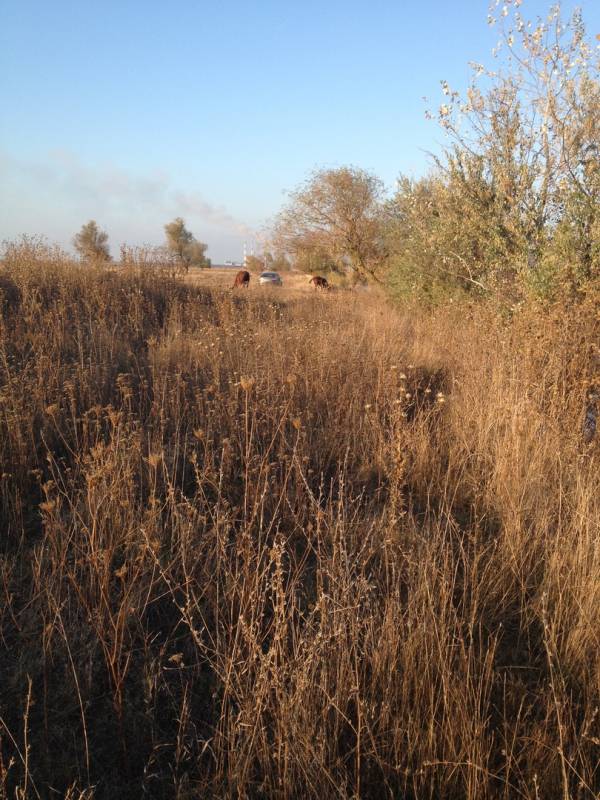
(233, 269, 250, 288)
(309, 275, 329, 290)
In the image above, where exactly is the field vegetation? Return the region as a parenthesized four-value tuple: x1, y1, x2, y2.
(0, 240, 598, 798)
(1, 3, 600, 798)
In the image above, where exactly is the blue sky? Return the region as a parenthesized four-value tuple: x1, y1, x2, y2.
(1, 1, 599, 261)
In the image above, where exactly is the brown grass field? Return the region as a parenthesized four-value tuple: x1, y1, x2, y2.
(0, 243, 598, 798)
(184, 267, 351, 297)
(186, 267, 309, 291)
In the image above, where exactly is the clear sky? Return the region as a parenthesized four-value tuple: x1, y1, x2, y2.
(1, 1, 599, 261)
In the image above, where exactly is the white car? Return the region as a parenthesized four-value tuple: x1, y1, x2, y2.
(258, 271, 283, 286)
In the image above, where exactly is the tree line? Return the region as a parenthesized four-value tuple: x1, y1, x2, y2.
(73, 217, 210, 271)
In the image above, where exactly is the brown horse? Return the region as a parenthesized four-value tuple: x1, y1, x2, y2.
(233, 269, 250, 288)
(309, 275, 329, 290)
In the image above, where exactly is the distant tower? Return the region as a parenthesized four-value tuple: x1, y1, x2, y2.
(243, 241, 247, 268)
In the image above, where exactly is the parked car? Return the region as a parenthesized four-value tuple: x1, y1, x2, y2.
(258, 271, 283, 286)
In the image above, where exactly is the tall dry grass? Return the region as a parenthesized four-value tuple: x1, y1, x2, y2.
(0, 241, 598, 798)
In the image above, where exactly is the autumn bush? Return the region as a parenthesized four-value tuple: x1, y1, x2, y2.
(0, 240, 597, 798)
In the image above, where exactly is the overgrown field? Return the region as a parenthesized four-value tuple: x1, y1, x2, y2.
(0, 245, 599, 799)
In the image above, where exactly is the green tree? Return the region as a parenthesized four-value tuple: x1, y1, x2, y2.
(164, 217, 210, 272)
(73, 220, 110, 263)
(386, 152, 521, 300)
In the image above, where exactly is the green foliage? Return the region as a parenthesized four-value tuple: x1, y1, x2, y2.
(73, 220, 111, 263)
(385, 151, 525, 301)
(386, 2, 600, 304)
